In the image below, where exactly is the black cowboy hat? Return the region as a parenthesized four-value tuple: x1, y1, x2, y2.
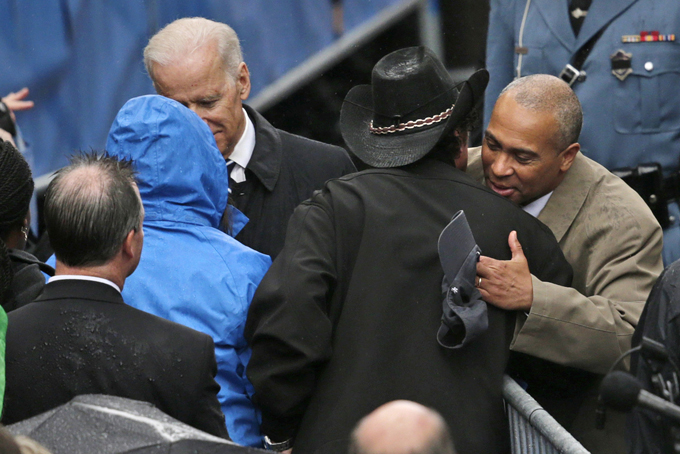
(340, 46, 489, 168)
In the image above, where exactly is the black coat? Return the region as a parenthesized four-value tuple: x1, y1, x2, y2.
(628, 261, 680, 453)
(6, 249, 53, 312)
(245, 158, 573, 454)
(230, 106, 356, 259)
(3, 279, 229, 438)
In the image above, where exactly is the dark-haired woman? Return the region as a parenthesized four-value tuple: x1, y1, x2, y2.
(0, 138, 53, 311)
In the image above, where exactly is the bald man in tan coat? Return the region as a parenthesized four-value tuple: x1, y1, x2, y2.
(468, 74, 663, 453)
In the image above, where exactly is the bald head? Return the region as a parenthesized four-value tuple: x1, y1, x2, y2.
(499, 74, 582, 151)
(349, 401, 456, 454)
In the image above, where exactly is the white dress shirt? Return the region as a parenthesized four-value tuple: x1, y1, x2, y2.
(227, 108, 256, 184)
(49, 275, 121, 293)
(522, 191, 553, 218)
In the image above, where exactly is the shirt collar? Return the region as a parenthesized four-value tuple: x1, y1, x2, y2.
(229, 108, 256, 169)
(49, 275, 121, 293)
(522, 191, 553, 218)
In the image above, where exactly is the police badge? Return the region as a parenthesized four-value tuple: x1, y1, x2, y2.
(611, 49, 633, 81)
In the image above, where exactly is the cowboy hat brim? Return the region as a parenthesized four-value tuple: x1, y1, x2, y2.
(340, 69, 489, 168)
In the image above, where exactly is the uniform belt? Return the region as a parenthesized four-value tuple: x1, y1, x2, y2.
(612, 163, 677, 228)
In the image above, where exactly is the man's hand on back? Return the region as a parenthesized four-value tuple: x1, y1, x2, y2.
(476, 230, 533, 311)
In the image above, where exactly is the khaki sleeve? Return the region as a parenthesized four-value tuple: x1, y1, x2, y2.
(511, 199, 663, 375)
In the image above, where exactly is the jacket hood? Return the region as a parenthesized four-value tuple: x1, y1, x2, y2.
(106, 95, 228, 228)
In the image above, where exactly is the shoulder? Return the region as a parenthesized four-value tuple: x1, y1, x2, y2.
(201, 228, 272, 275)
(278, 129, 354, 166)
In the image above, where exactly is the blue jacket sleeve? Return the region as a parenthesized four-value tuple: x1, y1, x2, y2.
(212, 243, 271, 448)
(214, 328, 263, 447)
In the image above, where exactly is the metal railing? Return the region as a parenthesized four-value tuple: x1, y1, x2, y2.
(503, 375, 590, 454)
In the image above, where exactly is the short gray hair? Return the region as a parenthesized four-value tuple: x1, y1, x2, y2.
(500, 74, 583, 151)
(45, 152, 143, 267)
(144, 17, 243, 85)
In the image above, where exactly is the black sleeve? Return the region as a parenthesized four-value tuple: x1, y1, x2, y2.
(517, 223, 573, 287)
(191, 334, 230, 439)
(628, 265, 679, 454)
(244, 197, 336, 442)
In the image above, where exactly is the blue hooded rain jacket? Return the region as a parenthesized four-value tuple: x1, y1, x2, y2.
(106, 95, 271, 446)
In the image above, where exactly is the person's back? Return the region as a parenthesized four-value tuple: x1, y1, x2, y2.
(250, 159, 572, 454)
(106, 95, 271, 447)
(2, 153, 228, 437)
(245, 47, 573, 454)
(4, 281, 226, 436)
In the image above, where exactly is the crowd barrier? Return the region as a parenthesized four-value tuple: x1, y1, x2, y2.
(503, 375, 590, 454)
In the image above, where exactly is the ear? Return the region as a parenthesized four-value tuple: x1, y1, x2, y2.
(559, 142, 580, 173)
(454, 130, 469, 171)
(237, 62, 251, 101)
(121, 228, 138, 260)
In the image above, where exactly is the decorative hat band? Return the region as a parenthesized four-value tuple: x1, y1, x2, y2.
(369, 103, 455, 135)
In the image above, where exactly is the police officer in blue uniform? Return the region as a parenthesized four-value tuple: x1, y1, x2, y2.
(485, 0, 680, 264)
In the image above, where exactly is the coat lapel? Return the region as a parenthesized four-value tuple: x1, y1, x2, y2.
(243, 104, 282, 192)
(575, 0, 639, 50)
(537, 153, 592, 242)
(533, 0, 576, 51)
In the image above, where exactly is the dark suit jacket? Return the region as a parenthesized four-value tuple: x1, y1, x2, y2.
(245, 158, 573, 454)
(230, 106, 356, 259)
(3, 279, 229, 438)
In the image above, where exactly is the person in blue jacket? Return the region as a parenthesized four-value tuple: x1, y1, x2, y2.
(106, 95, 271, 447)
(485, 0, 680, 264)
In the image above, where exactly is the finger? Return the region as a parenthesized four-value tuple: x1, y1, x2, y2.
(8, 100, 34, 111)
(5, 87, 29, 101)
(15, 87, 30, 100)
(476, 260, 495, 279)
(478, 255, 502, 266)
(508, 230, 526, 261)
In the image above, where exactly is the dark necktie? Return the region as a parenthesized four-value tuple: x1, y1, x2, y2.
(570, 0, 592, 36)
(226, 160, 236, 193)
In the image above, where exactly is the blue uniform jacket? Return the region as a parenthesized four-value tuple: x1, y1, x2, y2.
(106, 95, 272, 446)
(485, 0, 680, 263)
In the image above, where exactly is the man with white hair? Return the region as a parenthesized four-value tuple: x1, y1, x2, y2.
(144, 18, 356, 258)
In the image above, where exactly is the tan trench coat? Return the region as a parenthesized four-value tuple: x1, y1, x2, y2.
(468, 147, 663, 452)
(469, 147, 663, 372)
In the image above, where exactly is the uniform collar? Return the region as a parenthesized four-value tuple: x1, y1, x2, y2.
(532, 0, 639, 51)
(575, 0, 639, 50)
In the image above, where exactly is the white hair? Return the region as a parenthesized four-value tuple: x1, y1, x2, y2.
(144, 17, 243, 85)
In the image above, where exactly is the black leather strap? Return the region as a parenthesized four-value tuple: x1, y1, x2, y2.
(572, 28, 606, 72)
